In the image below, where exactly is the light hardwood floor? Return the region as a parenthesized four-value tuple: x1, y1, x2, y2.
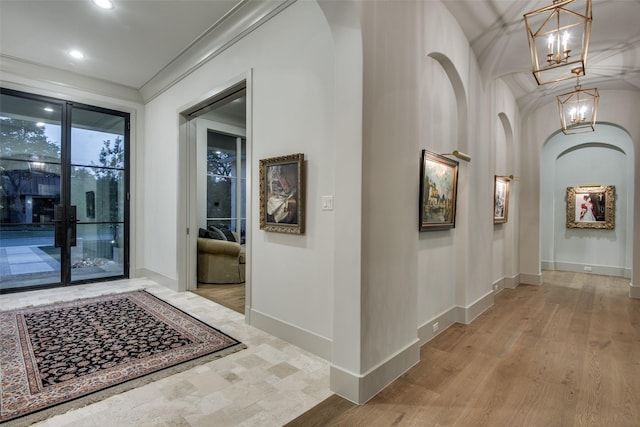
(287, 271, 640, 427)
(191, 283, 245, 314)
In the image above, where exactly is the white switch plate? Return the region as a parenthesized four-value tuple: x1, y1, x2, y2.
(322, 196, 334, 211)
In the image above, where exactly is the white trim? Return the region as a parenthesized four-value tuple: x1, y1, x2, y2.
(458, 290, 494, 324)
(140, 0, 294, 102)
(177, 71, 253, 295)
(505, 274, 520, 289)
(135, 268, 179, 292)
(417, 307, 457, 346)
(330, 339, 420, 404)
(0, 56, 142, 103)
(493, 277, 505, 294)
(542, 261, 631, 279)
(248, 308, 332, 361)
(630, 284, 640, 299)
(520, 273, 542, 286)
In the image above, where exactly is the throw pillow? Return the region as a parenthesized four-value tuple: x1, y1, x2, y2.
(199, 227, 223, 240)
(218, 227, 236, 242)
(207, 226, 226, 240)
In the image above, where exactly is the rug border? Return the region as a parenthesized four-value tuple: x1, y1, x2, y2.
(0, 290, 247, 427)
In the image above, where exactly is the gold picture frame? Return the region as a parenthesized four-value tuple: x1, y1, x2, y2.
(493, 176, 510, 224)
(566, 185, 615, 230)
(419, 150, 459, 231)
(259, 153, 305, 234)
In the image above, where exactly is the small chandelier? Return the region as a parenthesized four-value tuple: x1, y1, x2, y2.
(557, 67, 599, 134)
(524, 0, 592, 85)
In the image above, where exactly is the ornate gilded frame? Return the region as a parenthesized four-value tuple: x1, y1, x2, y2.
(566, 185, 615, 230)
(493, 176, 510, 224)
(259, 153, 305, 234)
(419, 150, 459, 231)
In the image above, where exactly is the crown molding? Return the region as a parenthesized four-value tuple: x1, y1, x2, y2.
(0, 54, 143, 104)
(139, 0, 295, 103)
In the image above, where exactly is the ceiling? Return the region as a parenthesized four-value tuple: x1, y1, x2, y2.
(442, 0, 640, 111)
(1, 0, 638, 113)
(0, 0, 242, 90)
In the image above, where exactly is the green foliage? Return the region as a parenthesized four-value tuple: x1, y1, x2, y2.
(96, 137, 124, 172)
(0, 118, 60, 160)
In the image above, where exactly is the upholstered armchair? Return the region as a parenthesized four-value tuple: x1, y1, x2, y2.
(197, 237, 244, 284)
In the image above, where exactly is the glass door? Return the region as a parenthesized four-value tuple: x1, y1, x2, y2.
(0, 92, 63, 290)
(69, 106, 128, 282)
(0, 89, 129, 292)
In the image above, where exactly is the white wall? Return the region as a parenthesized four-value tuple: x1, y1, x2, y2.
(540, 125, 633, 277)
(143, 1, 341, 343)
(416, 1, 521, 333)
(520, 90, 640, 290)
(357, 0, 421, 398)
(494, 80, 520, 289)
(345, 0, 521, 403)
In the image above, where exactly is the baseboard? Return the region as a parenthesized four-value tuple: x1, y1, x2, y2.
(630, 283, 640, 299)
(417, 307, 457, 346)
(457, 290, 494, 324)
(504, 274, 520, 289)
(248, 308, 332, 361)
(541, 261, 555, 271)
(520, 273, 542, 286)
(330, 339, 420, 404)
(135, 268, 179, 291)
(542, 261, 629, 278)
(492, 278, 505, 294)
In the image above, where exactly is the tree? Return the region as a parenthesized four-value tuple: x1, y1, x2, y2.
(0, 118, 61, 223)
(95, 137, 124, 172)
(92, 137, 125, 242)
(206, 150, 233, 221)
(0, 117, 60, 160)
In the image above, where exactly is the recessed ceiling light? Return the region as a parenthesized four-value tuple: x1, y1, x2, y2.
(69, 50, 85, 59)
(93, 0, 114, 9)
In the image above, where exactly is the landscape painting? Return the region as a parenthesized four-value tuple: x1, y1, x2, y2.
(419, 150, 459, 231)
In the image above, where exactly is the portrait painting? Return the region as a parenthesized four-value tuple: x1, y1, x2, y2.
(493, 176, 510, 224)
(566, 185, 615, 230)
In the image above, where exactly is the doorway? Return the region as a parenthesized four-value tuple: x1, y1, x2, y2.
(179, 79, 249, 314)
(0, 88, 130, 292)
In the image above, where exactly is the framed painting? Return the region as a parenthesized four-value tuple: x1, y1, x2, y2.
(259, 153, 305, 234)
(566, 185, 615, 230)
(493, 176, 510, 224)
(419, 150, 459, 231)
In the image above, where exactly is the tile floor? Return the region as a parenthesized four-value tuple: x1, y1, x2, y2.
(0, 278, 332, 427)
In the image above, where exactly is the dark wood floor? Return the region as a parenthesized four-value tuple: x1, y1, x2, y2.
(191, 283, 245, 314)
(286, 271, 640, 427)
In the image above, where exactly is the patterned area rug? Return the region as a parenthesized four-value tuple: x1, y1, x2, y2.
(0, 290, 246, 426)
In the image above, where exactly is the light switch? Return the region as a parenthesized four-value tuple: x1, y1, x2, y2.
(322, 196, 334, 211)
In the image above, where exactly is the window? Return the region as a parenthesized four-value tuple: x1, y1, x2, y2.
(206, 131, 246, 243)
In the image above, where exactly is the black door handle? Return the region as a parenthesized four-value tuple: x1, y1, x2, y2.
(69, 205, 77, 247)
(54, 205, 65, 247)
(53, 205, 78, 247)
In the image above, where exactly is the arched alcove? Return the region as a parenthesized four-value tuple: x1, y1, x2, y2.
(427, 52, 468, 151)
(540, 123, 634, 278)
(494, 112, 516, 288)
(417, 50, 470, 336)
